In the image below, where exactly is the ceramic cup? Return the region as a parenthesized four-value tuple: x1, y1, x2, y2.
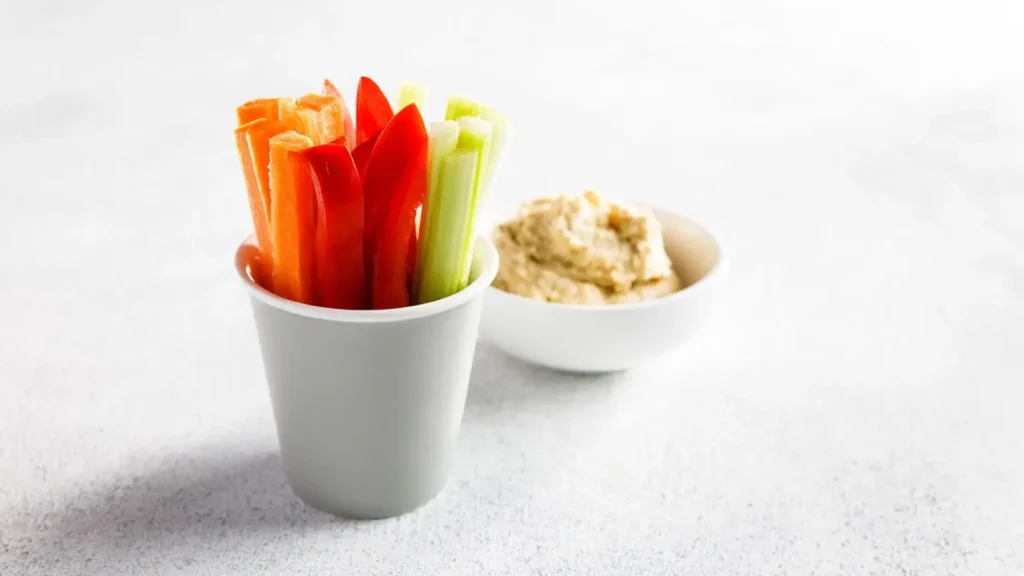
(234, 234, 499, 519)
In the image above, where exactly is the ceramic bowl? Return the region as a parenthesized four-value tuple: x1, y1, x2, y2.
(479, 206, 725, 373)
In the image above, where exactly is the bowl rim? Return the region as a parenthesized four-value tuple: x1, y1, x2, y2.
(483, 203, 726, 312)
(235, 233, 500, 323)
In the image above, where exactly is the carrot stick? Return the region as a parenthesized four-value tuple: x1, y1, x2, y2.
(296, 93, 347, 146)
(236, 118, 289, 253)
(277, 98, 305, 135)
(269, 131, 317, 304)
(323, 79, 356, 148)
(234, 122, 273, 256)
(236, 98, 280, 126)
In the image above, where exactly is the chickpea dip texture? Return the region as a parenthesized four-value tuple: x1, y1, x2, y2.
(492, 191, 682, 305)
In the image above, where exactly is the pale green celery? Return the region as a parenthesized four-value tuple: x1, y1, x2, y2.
(416, 150, 479, 304)
(453, 116, 493, 289)
(413, 121, 460, 303)
(445, 95, 481, 121)
(444, 96, 510, 194)
(475, 106, 512, 194)
(398, 82, 430, 114)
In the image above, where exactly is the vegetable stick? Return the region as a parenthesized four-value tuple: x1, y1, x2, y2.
(405, 230, 417, 297)
(295, 93, 347, 145)
(238, 118, 290, 242)
(277, 98, 305, 135)
(269, 131, 317, 304)
(234, 123, 273, 257)
(237, 98, 280, 126)
(350, 131, 379, 182)
(443, 95, 511, 194)
(356, 76, 394, 147)
(361, 104, 427, 286)
(398, 82, 430, 115)
(475, 106, 513, 192)
(444, 95, 482, 121)
(362, 105, 428, 309)
(453, 116, 492, 289)
(302, 144, 366, 309)
(414, 120, 460, 302)
(416, 149, 477, 304)
(323, 79, 355, 148)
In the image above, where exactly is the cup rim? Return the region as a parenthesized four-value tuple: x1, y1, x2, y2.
(482, 204, 726, 312)
(235, 233, 500, 323)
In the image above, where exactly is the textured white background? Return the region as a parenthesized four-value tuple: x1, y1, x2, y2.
(2, 0, 1023, 574)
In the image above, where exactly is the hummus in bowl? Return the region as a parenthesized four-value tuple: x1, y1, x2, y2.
(492, 191, 682, 305)
(480, 192, 724, 372)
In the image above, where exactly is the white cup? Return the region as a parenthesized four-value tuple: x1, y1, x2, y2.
(234, 235, 499, 518)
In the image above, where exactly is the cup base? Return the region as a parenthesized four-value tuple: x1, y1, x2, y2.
(287, 474, 450, 520)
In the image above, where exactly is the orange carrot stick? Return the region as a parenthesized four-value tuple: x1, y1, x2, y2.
(295, 93, 347, 146)
(323, 79, 356, 148)
(277, 98, 305, 135)
(234, 124, 273, 256)
(236, 118, 289, 253)
(236, 98, 280, 126)
(269, 131, 317, 304)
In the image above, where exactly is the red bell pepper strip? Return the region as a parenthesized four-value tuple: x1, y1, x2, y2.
(406, 229, 418, 296)
(350, 131, 379, 182)
(355, 76, 394, 148)
(361, 104, 428, 309)
(323, 79, 356, 149)
(301, 144, 367, 310)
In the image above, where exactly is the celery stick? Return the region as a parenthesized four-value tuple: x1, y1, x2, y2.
(444, 96, 510, 191)
(453, 116, 493, 289)
(476, 106, 512, 192)
(438, 95, 511, 289)
(413, 121, 460, 302)
(416, 149, 479, 304)
(398, 82, 430, 114)
(445, 95, 481, 121)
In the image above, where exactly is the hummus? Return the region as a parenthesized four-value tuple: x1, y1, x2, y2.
(493, 191, 681, 305)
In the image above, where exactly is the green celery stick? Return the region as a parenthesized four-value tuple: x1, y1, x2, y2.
(453, 116, 493, 289)
(445, 94, 481, 121)
(413, 121, 460, 302)
(416, 149, 479, 304)
(476, 105, 512, 193)
(444, 95, 510, 194)
(398, 82, 430, 114)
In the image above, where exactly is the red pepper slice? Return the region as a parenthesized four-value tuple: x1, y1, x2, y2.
(406, 229, 418, 296)
(300, 144, 366, 310)
(361, 104, 428, 309)
(355, 76, 394, 148)
(350, 131, 379, 182)
(322, 79, 356, 149)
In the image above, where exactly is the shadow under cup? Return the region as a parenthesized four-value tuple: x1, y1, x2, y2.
(234, 235, 499, 519)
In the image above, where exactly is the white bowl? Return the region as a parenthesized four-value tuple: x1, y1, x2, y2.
(479, 206, 725, 373)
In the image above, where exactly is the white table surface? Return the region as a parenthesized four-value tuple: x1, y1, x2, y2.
(2, 1, 1023, 574)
